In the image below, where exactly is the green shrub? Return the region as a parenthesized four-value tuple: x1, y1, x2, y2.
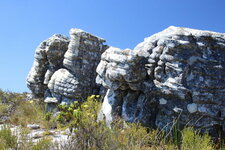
(0, 89, 27, 104)
(58, 95, 158, 149)
(57, 95, 217, 150)
(0, 125, 18, 149)
(0, 90, 218, 149)
(182, 127, 213, 150)
(0, 103, 8, 116)
(10, 100, 52, 128)
(31, 137, 53, 150)
(0, 125, 53, 150)
(0, 89, 27, 124)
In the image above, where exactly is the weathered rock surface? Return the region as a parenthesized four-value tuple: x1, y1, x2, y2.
(97, 26, 225, 136)
(27, 29, 108, 105)
(27, 26, 225, 136)
(27, 34, 69, 98)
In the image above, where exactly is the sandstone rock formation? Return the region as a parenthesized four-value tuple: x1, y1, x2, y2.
(27, 29, 108, 107)
(27, 26, 225, 136)
(97, 26, 225, 136)
(27, 34, 69, 98)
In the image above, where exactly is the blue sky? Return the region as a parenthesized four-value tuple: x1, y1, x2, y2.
(0, 0, 225, 92)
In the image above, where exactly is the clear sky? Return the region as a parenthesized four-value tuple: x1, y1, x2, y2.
(0, 0, 225, 93)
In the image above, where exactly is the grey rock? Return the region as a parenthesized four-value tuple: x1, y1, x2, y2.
(27, 34, 69, 98)
(44, 97, 58, 103)
(96, 47, 147, 90)
(27, 124, 40, 129)
(27, 26, 225, 137)
(27, 28, 108, 106)
(97, 26, 225, 136)
(98, 89, 124, 126)
(46, 103, 58, 113)
(63, 29, 108, 98)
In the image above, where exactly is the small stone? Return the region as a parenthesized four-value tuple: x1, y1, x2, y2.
(159, 98, 167, 105)
(173, 107, 183, 113)
(44, 97, 58, 103)
(32, 133, 43, 139)
(187, 103, 197, 113)
(27, 124, 40, 130)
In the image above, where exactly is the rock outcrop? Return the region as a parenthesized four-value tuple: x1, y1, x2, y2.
(27, 26, 225, 136)
(27, 34, 69, 98)
(97, 26, 225, 136)
(27, 29, 108, 106)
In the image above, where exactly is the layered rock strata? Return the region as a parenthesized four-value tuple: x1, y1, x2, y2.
(27, 29, 108, 106)
(27, 26, 225, 136)
(97, 26, 225, 136)
(27, 34, 69, 98)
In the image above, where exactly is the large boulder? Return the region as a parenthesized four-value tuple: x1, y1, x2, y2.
(97, 26, 225, 136)
(27, 34, 70, 98)
(27, 29, 108, 105)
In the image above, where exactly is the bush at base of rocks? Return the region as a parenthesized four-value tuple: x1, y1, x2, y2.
(0, 90, 217, 149)
(56, 95, 214, 150)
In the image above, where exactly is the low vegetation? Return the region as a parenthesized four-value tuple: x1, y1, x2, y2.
(0, 89, 222, 149)
(55, 96, 213, 150)
(10, 100, 45, 126)
(0, 125, 53, 150)
(0, 89, 27, 123)
(0, 125, 17, 149)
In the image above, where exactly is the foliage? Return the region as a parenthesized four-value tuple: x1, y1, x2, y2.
(182, 127, 213, 150)
(0, 89, 27, 124)
(0, 125, 53, 150)
(10, 100, 49, 128)
(57, 95, 165, 149)
(0, 90, 218, 149)
(0, 125, 18, 149)
(0, 89, 26, 104)
(17, 126, 34, 150)
(31, 137, 53, 150)
(0, 103, 8, 116)
(55, 95, 100, 128)
(56, 95, 215, 150)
